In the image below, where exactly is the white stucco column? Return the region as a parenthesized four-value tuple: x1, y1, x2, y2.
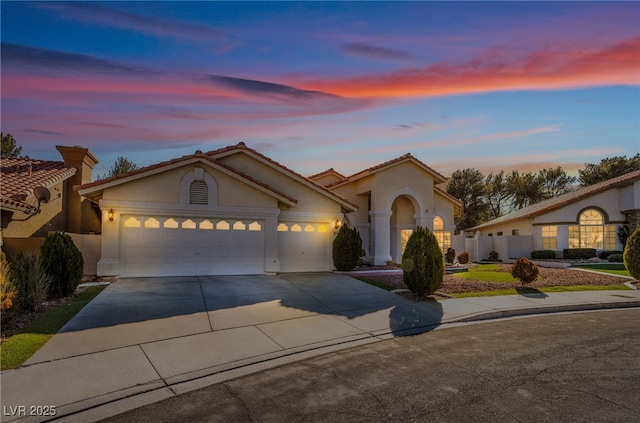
(370, 210, 392, 265)
(96, 202, 119, 276)
(264, 215, 279, 274)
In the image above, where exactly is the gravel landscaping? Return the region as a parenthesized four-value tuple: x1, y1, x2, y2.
(361, 264, 635, 295)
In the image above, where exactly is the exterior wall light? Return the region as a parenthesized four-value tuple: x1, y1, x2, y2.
(108, 209, 115, 222)
(335, 219, 342, 230)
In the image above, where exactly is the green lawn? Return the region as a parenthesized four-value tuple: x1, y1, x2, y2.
(0, 285, 105, 370)
(354, 276, 395, 291)
(456, 264, 522, 283)
(571, 263, 631, 277)
(453, 284, 631, 298)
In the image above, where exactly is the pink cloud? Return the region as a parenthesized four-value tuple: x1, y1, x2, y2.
(299, 37, 640, 98)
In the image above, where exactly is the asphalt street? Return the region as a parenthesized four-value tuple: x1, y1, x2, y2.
(98, 308, 640, 423)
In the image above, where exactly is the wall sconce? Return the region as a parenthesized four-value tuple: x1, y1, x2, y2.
(108, 209, 115, 222)
(335, 219, 342, 230)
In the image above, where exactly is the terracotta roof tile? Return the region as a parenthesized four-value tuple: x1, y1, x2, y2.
(470, 169, 640, 231)
(326, 153, 447, 188)
(308, 168, 346, 181)
(1, 157, 76, 211)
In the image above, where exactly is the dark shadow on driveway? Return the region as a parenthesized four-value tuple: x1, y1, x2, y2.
(59, 273, 443, 337)
(516, 286, 549, 298)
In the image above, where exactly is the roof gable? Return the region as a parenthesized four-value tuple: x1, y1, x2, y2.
(326, 153, 448, 189)
(470, 169, 640, 231)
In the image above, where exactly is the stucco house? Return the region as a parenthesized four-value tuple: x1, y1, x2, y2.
(77, 143, 461, 277)
(468, 169, 640, 259)
(1, 146, 100, 265)
(311, 154, 462, 264)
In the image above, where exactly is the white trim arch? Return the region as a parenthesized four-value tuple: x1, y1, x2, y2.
(180, 167, 218, 207)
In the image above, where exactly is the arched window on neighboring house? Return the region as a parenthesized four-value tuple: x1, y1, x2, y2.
(189, 180, 208, 205)
(568, 208, 617, 249)
(433, 216, 451, 252)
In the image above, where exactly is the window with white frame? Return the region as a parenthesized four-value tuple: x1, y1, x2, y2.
(541, 225, 557, 249)
(568, 209, 617, 249)
(433, 216, 451, 252)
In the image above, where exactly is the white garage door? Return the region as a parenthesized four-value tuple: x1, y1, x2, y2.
(277, 222, 331, 272)
(120, 216, 265, 277)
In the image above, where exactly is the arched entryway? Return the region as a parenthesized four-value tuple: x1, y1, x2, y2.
(390, 195, 418, 263)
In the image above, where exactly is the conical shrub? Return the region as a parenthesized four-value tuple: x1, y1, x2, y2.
(40, 232, 84, 298)
(623, 228, 640, 280)
(333, 225, 364, 271)
(401, 226, 444, 297)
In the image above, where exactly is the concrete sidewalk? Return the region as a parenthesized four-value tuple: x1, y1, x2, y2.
(1, 274, 639, 423)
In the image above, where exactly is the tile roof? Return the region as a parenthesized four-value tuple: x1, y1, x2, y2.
(470, 169, 640, 231)
(325, 153, 448, 189)
(76, 143, 358, 211)
(308, 168, 346, 181)
(1, 157, 76, 212)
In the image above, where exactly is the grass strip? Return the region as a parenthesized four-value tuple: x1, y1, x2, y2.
(452, 284, 631, 298)
(1, 285, 105, 370)
(354, 276, 396, 291)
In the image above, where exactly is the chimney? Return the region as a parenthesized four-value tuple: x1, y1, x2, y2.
(56, 146, 100, 234)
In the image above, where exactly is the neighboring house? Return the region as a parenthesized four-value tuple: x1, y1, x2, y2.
(467, 169, 640, 259)
(77, 142, 356, 277)
(1, 146, 100, 265)
(311, 153, 462, 265)
(77, 143, 460, 277)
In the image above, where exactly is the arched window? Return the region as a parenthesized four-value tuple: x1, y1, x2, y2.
(568, 209, 617, 249)
(433, 216, 451, 252)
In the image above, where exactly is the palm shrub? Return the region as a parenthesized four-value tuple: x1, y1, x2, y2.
(1, 252, 17, 312)
(12, 252, 51, 312)
(623, 228, 640, 280)
(401, 226, 444, 297)
(40, 232, 84, 299)
(458, 251, 470, 264)
(511, 258, 539, 286)
(333, 225, 364, 271)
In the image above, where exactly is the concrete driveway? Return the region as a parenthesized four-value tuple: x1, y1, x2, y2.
(26, 273, 444, 367)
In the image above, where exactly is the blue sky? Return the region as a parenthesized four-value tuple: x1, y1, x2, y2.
(2, 1, 639, 179)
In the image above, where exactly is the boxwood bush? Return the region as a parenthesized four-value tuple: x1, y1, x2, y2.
(531, 250, 556, 260)
(401, 226, 444, 297)
(562, 248, 597, 260)
(332, 225, 364, 271)
(606, 254, 624, 263)
(40, 232, 84, 299)
(623, 228, 640, 280)
(599, 250, 622, 260)
(511, 258, 539, 285)
(457, 251, 470, 264)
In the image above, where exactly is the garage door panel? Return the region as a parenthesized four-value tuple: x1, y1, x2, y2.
(120, 216, 264, 277)
(278, 222, 331, 272)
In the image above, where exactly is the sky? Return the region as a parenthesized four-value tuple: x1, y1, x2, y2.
(1, 1, 639, 180)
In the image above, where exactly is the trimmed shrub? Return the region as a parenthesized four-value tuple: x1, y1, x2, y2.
(531, 250, 556, 260)
(1, 252, 17, 312)
(458, 251, 470, 264)
(607, 254, 624, 263)
(488, 250, 500, 261)
(332, 225, 364, 271)
(511, 258, 539, 285)
(401, 226, 444, 297)
(444, 248, 456, 264)
(562, 248, 597, 260)
(12, 252, 51, 312)
(623, 228, 640, 280)
(618, 224, 631, 248)
(40, 232, 84, 299)
(598, 250, 622, 260)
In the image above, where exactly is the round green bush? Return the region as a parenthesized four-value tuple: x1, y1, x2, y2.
(40, 232, 84, 299)
(623, 228, 640, 280)
(458, 251, 470, 264)
(333, 225, 364, 271)
(401, 226, 444, 297)
(606, 253, 624, 263)
(511, 257, 539, 285)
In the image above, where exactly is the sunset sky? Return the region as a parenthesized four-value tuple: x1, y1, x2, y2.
(2, 1, 639, 180)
